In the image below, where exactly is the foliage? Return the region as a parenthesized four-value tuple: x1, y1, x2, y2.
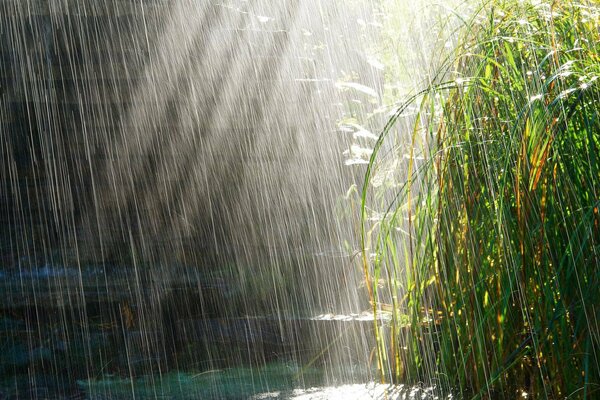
(361, 0, 600, 397)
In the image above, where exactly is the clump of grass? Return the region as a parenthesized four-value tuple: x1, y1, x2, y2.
(361, 0, 600, 397)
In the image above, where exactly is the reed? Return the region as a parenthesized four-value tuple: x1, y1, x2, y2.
(361, 0, 600, 397)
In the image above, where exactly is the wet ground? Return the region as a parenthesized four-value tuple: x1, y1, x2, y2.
(78, 367, 445, 400)
(0, 265, 404, 399)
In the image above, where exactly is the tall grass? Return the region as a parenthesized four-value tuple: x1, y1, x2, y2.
(361, 0, 600, 397)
